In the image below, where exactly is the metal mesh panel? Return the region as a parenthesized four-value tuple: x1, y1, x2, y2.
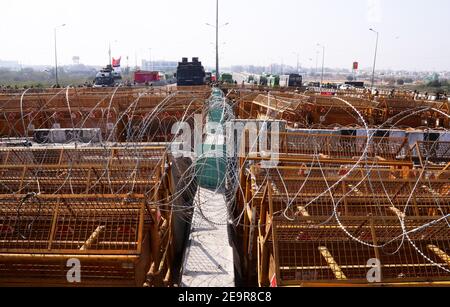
(274, 217, 450, 283)
(0, 145, 171, 287)
(0, 196, 145, 253)
(248, 165, 450, 286)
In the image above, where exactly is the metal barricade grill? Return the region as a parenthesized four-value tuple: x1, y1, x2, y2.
(0, 146, 174, 287)
(239, 162, 450, 286)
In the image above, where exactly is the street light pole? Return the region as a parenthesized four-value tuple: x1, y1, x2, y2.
(109, 42, 112, 67)
(206, 1, 228, 81)
(109, 40, 118, 67)
(315, 51, 319, 79)
(54, 24, 66, 87)
(148, 48, 152, 71)
(206, 19, 229, 81)
(369, 28, 379, 90)
(216, 0, 219, 81)
(293, 52, 300, 74)
(317, 44, 325, 88)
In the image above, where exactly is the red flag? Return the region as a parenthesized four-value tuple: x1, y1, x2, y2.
(112, 57, 121, 68)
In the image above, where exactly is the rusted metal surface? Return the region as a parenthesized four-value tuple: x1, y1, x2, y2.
(241, 164, 450, 287)
(0, 146, 175, 287)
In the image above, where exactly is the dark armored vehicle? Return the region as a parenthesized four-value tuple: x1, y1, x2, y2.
(176, 57, 206, 86)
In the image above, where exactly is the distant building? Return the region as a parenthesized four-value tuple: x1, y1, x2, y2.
(0, 59, 21, 71)
(65, 64, 97, 74)
(141, 60, 178, 72)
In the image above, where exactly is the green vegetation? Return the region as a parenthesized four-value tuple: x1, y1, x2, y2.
(427, 79, 449, 88)
(404, 78, 414, 84)
(408, 79, 450, 94)
(0, 68, 96, 88)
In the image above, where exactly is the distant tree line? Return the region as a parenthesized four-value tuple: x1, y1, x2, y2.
(427, 79, 449, 88)
(0, 68, 96, 88)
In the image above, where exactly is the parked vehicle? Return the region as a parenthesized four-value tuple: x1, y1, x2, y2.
(205, 72, 213, 84)
(134, 71, 160, 84)
(176, 57, 206, 86)
(339, 84, 353, 90)
(267, 75, 280, 87)
(345, 81, 365, 88)
(279, 74, 303, 87)
(93, 65, 122, 88)
(220, 73, 234, 84)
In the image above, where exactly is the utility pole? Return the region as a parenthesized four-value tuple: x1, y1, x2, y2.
(148, 48, 152, 71)
(54, 24, 66, 87)
(293, 52, 300, 74)
(109, 40, 118, 67)
(317, 44, 325, 88)
(109, 42, 112, 67)
(369, 28, 379, 91)
(321, 47, 325, 86)
(126, 56, 129, 79)
(315, 50, 319, 80)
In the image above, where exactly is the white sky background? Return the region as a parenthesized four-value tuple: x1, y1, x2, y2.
(1, 0, 449, 71)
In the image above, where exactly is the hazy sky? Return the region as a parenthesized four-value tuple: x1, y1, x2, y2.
(1, 0, 449, 71)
